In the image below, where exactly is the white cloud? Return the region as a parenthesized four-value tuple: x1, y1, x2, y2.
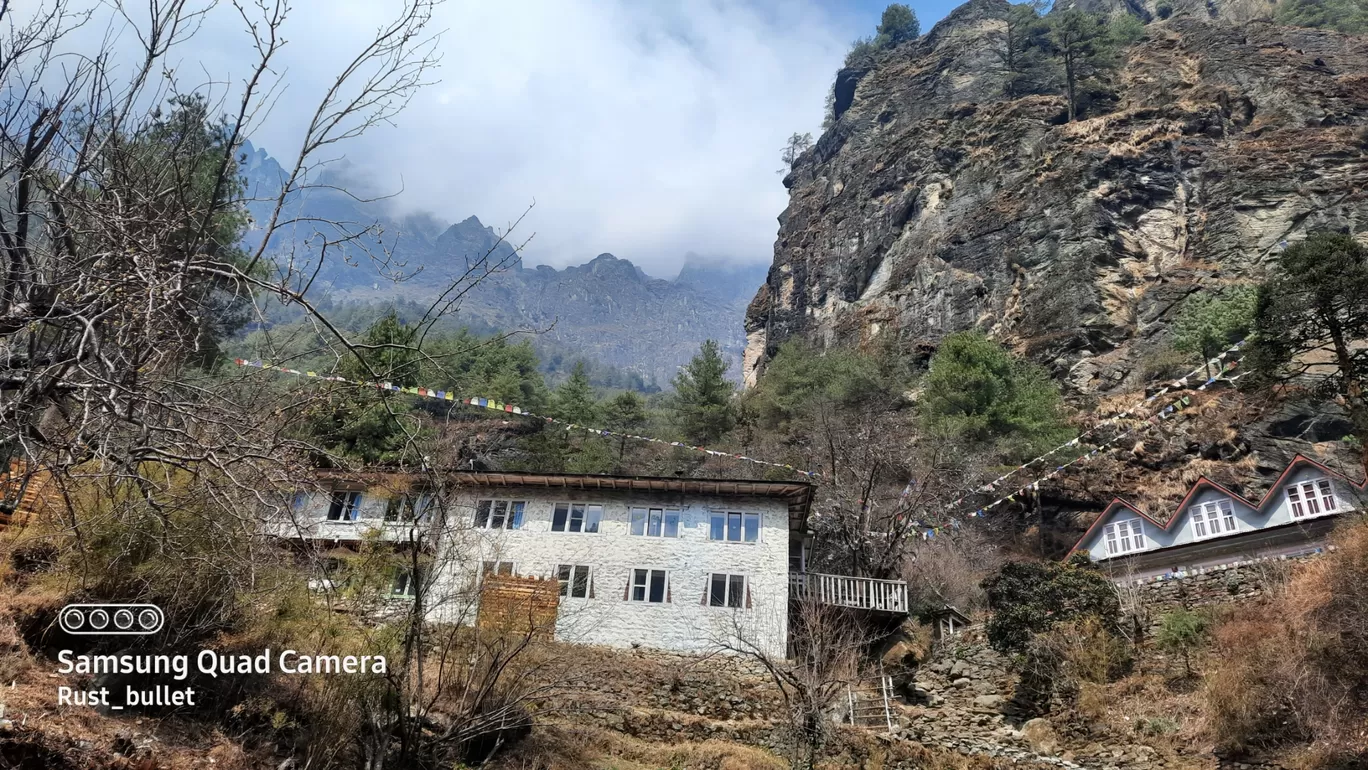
(249, 0, 863, 274)
(26, 0, 868, 275)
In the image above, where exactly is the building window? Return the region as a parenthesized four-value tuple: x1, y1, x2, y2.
(291, 491, 308, 511)
(1287, 478, 1339, 519)
(630, 569, 668, 603)
(385, 492, 433, 522)
(1190, 499, 1238, 540)
(1102, 518, 1146, 556)
(709, 511, 760, 543)
(552, 503, 602, 533)
(708, 573, 746, 608)
(557, 564, 592, 598)
(629, 507, 679, 537)
(482, 561, 515, 576)
(474, 500, 525, 530)
(391, 567, 419, 598)
(326, 491, 363, 522)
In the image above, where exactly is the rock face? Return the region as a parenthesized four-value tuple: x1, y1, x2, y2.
(744, 3, 1368, 395)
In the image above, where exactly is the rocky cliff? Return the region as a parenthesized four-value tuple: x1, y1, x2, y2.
(746, 2, 1368, 394)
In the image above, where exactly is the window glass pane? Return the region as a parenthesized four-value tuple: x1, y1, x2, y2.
(510, 501, 525, 529)
(648, 509, 662, 537)
(327, 493, 344, 520)
(1304, 484, 1321, 514)
(498, 562, 513, 576)
(572, 566, 589, 598)
(475, 500, 491, 528)
(570, 504, 585, 533)
(710, 512, 725, 541)
(1319, 480, 1337, 510)
(491, 500, 507, 529)
(728, 575, 744, 608)
(552, 504, 568, 532)
(557, 564, 572, 596)
(744, 513, 760, 542)
(385, 497, 401, 521)
(482, 561, 496, 575)
(663, 510, 679, 538)
(585, 505, 602, 533)
(630, 508, 647, 536)
(632, 569, 647, 601)
(709, 574, 726, 607)
(727, 512, 742, 542)
(1133, 525, 1145, 549)
(648, 570, 666, 603)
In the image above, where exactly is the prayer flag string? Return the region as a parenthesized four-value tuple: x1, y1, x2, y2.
(232, 358, 822, 479)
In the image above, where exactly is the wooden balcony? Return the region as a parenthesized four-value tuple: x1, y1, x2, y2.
(789, 571, 909, 615)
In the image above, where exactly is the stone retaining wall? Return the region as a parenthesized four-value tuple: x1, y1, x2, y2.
(1117, 551, 1324, 618)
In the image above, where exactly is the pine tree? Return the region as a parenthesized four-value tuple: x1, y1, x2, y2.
(1047, 9, 1113, 122)
(877, 3, 920, 45)
(603, 391, 650, 471)
(673, 340, 736, 445)
(553, 361, 598, 423)
(998, 2, 1049, 97)
(1247, 233, 1368, 475)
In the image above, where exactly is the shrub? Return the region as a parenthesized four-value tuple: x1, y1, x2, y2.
(1155, 608, 1208, 675)
(919, 331, 1074, 462)
(981, 555, 1122, 655)
(1170, 285, 1257, 371)
(1155, 0, 1174, 19)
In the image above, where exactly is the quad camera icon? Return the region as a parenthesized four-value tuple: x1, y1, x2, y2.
(59, 604, 164, 635)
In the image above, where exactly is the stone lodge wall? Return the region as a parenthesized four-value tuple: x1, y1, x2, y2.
(1116, 550, 1327, 618)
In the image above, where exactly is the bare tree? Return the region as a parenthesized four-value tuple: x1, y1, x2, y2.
(719, 599, 870, 770)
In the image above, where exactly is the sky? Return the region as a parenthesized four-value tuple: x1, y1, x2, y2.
(34, 0, 964, 276)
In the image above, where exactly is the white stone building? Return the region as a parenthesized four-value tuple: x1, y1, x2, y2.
(282, 470, 848, 658)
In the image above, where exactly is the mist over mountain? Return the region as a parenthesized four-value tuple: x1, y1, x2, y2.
(238, 142, 768, 386)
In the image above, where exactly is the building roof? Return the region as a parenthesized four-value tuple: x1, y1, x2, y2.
(315, 468, 817, 532)
(1067, 454, 1366, 558)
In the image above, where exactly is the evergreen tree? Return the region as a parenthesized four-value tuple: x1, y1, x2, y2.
(673, 340, 736, 445)
(553, 361, 598, 423)
(919, 331, 1073, 461)
(780, 132, 814, 174)
(344, 310, 419, 385)
(1046, 9, 1114, 121)
(1275, 0, 1368, 34)
(1247, 232, 1368, 475)
(876, 3, 921, 45)
(998, 2, 1050, 97)
(1171, 286, 1257, 377)
(604, 390, 650, 471)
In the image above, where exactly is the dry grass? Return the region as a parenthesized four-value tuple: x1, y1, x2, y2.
(486, 723, 788, 770)
(1202, 516, 1368, 765)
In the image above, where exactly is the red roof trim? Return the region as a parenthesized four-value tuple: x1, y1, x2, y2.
(1067, 455, 1366, 557)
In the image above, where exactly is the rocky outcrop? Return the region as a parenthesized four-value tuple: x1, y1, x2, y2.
(746, 7, 1368, 393)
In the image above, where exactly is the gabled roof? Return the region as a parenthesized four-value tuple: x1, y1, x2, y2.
(1067, 454, 1366, 558)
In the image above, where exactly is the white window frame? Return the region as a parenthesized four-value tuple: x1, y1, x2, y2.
(1286, 478, 1339, 519)
(708, 511, 762, 543)
(628, 507, 680, 538)
(473, 499, 525, 530)
(552, 502, 603, 534)
(707, 573, 747, 609)
(556, 564, 593, 599)
(629, 568, 669, 603)
(1189, 498, 1238, 541)
(325, 490, 363, 523)
(1102, 517, 1146, 556)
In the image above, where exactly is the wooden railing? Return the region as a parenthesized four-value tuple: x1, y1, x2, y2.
(789, 571, 909, 614)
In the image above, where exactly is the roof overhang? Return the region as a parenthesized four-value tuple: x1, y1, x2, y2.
(314, 469, 816, 533)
